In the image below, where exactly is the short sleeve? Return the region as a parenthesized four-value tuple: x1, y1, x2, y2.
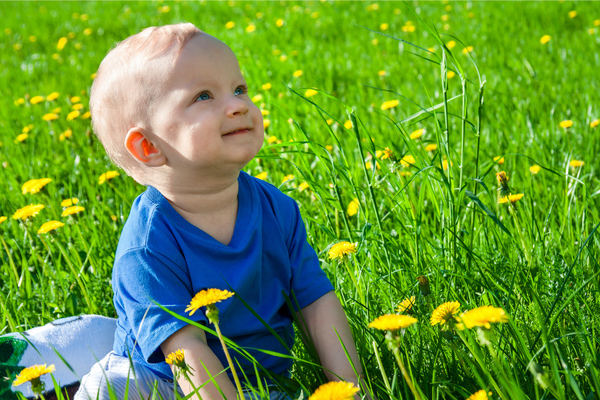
(113, 247, 208, 363)
(286, 202, 334, 310)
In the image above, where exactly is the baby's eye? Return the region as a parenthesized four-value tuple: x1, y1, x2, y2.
(234, 86, 247, 96)
(195, 92, 211, 101)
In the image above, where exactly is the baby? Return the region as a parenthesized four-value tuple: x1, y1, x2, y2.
(75, 23, 364, 400)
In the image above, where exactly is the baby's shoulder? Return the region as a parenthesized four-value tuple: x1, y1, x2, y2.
(243, 171, 298, 213)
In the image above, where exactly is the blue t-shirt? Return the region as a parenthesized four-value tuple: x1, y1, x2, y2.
(112, 171, 333, 384)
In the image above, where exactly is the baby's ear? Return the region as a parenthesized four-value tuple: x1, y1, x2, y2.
(124, 127, 166, 167)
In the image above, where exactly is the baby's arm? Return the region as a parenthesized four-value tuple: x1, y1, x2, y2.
(295, 291, 364, 389)
(161, 324, 238, 400)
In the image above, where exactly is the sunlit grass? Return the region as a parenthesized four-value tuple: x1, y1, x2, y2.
(1, 1, 599, 399)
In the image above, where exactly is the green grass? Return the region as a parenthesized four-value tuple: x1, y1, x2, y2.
(1, 1, 600, 399)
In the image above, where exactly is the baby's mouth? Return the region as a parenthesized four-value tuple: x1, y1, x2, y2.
(224, 127, 252, 136)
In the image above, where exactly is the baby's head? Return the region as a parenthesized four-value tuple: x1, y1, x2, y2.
(90, 23, 263, 185)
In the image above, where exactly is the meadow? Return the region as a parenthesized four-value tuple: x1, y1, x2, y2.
(1, 1, 599, 399)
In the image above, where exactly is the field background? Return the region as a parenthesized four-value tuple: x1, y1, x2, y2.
(1, 1, 599, 400)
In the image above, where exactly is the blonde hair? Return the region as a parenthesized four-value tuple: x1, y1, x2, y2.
(89, 23, 201, 178)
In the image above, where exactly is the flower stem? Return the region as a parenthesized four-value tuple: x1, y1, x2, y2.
(509, 205, 532, 267)
(213, 321, 244, 399)
(181, 370, 203, 400)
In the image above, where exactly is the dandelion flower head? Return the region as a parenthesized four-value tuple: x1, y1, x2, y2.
(347, 198, 360, 217)
(430, 301, 460, 326)
(570, 160, 584, 168)
(496, 171, 509, 187)
(0, 216, 7, 224)
(467, 390, 491, 400)
(396, 296, 415, 313)
(165, 349, 186, 368)
(98, 171, 120, 184)
(498, 193, 524, 204)
(328, 241, 357, 261)
(381, 99, 399, 110)
(309, 381, 359, 400)
(400, 155, 416, 167)
(410, 129, 424, 139)
(13, 364, 55, 386)
(185, 289, 235, 316)
(369, 314, 418, 331)
(22, 178, 52, 195)
(61, 198, 79, 207)
(13, 204, 45, 220)
(529, 165, 541, 174)
(458, 306, 509, 330)
(38, 221, 65, 234)
(559, 120, 573, 129)
(62, 206, 85, 217)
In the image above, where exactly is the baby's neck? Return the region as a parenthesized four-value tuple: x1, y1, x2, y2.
(156, 174, 241, 245)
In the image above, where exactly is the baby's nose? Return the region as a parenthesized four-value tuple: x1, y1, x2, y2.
(226, 96, 249, 116)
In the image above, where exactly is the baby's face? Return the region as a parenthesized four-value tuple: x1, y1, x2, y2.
(149, 33, 264, 177)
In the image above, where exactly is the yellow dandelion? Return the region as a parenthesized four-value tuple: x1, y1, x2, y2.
(409, 129, 424, 139)
(263, 119, 271, 129)
(61, 206, 85, 216)
(71, 96, 81, 103)
(328, 241, 357, 261)
(298, 182, 310, 192)
(30, 96, 44, 104)
(22, 178, 52, 195)
(72, 103, 84, 110)
(369, 314, 418, 331)
(309, 381, 359, 400)
(261, 83, 272, 91)
(380, 23, 389, 30)
(381, 99, 399, 110)
(540, 35, 551, 44)
(529, 165, 541, 174)
(245, 24, 256, 33)
(267, 136, 278, 145)
(595, 19, 600, 27)
(67, 110, 80, 120)
(15, 98, 25, 105)
(377, 147, 393, 160)
(496, 171, 509, 187)
(458, 306, 508, 329)
(80, 14, 89, 21)
(165, 349, 186, 368)
(42, 113, 59, 121)
(83, 28, 93, 36)
(400, 155, 416, 167)
(13, 364, 55, 387)
(559, 120, 573, 129)
(158, 5, 170, 13)
(185, 289, 235, 316)
(590, 119, 599, 128)
(81, 111, 91, 119)
(0, 216, 7, 224)
(430, 301, 460, 326)
(16, 133, 28, 143)
(52, 107, 62, 114)
(280, 54, 288, 61)
(293, 70, 303, 78)
(371, 39, 379, 45)
(225, 21, 235, 29)
(498, 193, 524, 204)
(13, 204, 45, 220)
(56, 37, 68, 51)
(447, 71, 456, 79)
(378, 70, 387, 77)
(347, 198, 360, 216)
(61, 198, 79, 207)
(493, 156, 504, 164)
(442, 159, 452, 170)
(46, 92, 59, 101)
(38, 221, 65, 234)
(305, 88, 318, 97)
(425, 144, 438, 152)
(366, 3, 380, 12)
(396, 296, 415, 313)
(64, 129, 73, 138)
(98, 171, 119, 184)
(344, 120, 353, 129)
(568, 10, 577, 18)
(570, 160, 584, 168)
(281, 174, 295, 184)
(466, 390, 490, 400)
(276, 19, 284, 27)
(462, 46, 474, 55)
(447, 40, 456, 49)
(254, 172, 268, 180)
(261, 109, 270, 116)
